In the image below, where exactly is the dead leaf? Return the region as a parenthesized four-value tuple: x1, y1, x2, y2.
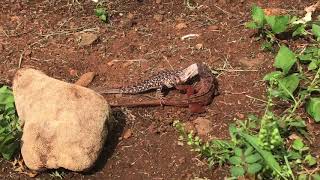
(293, 1, 320, 24)
(288, 133, 300, 140)
(75, 72, 96, 87)
(11, 156, 38, 177)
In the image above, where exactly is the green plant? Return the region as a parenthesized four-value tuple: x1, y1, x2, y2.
(174, 121, 234, 167)
(0, 86, 21, 160)
(94, 6, 108, 23)
(174, 5, 320, 179)
(246, 5, 320, 51)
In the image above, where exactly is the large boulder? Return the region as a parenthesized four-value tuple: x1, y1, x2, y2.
(12, 68, 111, 171)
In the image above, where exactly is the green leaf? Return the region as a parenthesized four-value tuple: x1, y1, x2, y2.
(287, 119, 306, 128)
(312, 24, 320, 40)
(306, 97, 320, 122)
(305, 154, 317, 166)
(274, 46, 297, 74)
(239, 132, 282, 176)
(298, 53, 313, 62)
(229, 156, 242, 165)
(261, 41, 273, 51)
(251, 5, 265, 27)
(230, 166, 245, 177)
(265, 15, 290, 34)
(244, 146, 254, 156)
(277, 73, 300, 99)
(100, 14, 107, 22)
(0, 86, 14, 106)
(263, 71, 282, 81)
(293, 25, 307, 37)
(95, 8, 105, 16)
(288, 151, 302, 160)
(308, 61, 318, 70)
(292, 139, 304, 151)
(228, 124, 237, 142)
(247, 163, 262, 174)
(234, 147, 243, 157)
(298, 174, 307, 180)
(313, 173, 320, 180)
(245, 153, 261, 163)
(245, 21, 258, 29)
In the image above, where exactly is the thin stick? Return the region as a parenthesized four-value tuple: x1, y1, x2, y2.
(163, 56, 174, 70)
(216, 68, 258, 72)
(213, 4, 233, 16)
(246, 95, 268, 103)
(18, 50, 26, 68)
(111, 59, 147, 62)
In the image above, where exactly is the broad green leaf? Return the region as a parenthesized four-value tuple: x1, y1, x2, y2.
(293, 25, 307, 37)
(0, 87, 14, 105)
(287, 151, 302, 160)
(274, 46, 297, 74)
(265, 15, 290, 34)
(308, 61, 318, 70)
(247, 163, 262, 174)
(305, 154, 317, 166)
(244, 146, 254, 156)
(312, 24, 320, 40)
(306, 97, 320, 122)
(234, 147, 243, 157)
(277, 73, 300, 99)
(298, 53, 313, 62)
(287, 119, 306, 128)
(229, 156, 242, 165)
(263, 71, 282, 81)
(0, 141, 19, 160)
(313, 173, 320, 180)
(230, 166, 245, 177)
(298, 174, 307, 180)
(251, 5, 265, 27)
(245, 21, 258, 29)
(239, 132, 282, 176)
(292, 139, 304, 151)
(245, 153, 261, 163)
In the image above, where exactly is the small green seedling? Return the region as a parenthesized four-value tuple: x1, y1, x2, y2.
(95, 7, 108, 23)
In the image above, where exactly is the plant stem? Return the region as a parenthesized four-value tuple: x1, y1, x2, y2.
(284, 156, 295, 180)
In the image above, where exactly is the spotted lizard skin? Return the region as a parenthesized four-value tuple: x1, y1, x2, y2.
(100, 70, 183, 94)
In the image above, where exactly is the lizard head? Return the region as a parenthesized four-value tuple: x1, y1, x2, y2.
(179, 63, 199, 82)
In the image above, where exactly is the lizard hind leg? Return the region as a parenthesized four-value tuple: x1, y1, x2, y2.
(155, 88, 165, 107)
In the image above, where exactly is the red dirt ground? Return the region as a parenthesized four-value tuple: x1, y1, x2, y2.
(0, 0, 316, 179)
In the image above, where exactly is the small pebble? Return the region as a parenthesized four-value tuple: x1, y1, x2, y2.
(154, 14, 163, 22)
(175, 22, 187, 30)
